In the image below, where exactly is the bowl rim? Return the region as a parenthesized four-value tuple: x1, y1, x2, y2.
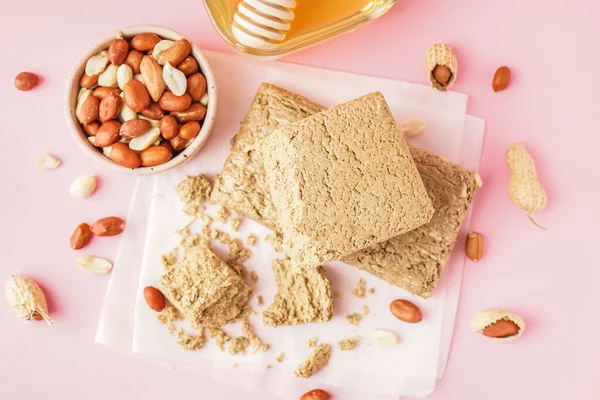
(63, 25, 218, 176)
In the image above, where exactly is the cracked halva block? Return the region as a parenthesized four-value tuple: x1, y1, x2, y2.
(261, 92, 434, 269)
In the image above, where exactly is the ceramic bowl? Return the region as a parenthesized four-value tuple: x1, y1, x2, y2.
(64, 25, 217, 175)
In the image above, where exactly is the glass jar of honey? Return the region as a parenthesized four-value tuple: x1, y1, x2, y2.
(203, 0, 397, 58)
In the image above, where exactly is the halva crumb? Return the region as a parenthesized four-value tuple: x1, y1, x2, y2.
(246, 234, 257, 246)
(363, 305, 370, 315)
(176, 174, 213, 215)
(228, 238, 250, 262)
(338, 336, 362, 351)
(265, 364, 272, 370)
(215, 205, 228, 223)
(352, 278, 366, 298)
(250, 271, 259, 283)
(230, 216, 242, 232)
(294, 343, 331, 379)
(276, 352, 284, 363)
(257, 295, 264, 306)
(333, 292, 341, 299)
(241, 319, 270, 353)
(229, 336, 250, 355)
(207, 327, 231, 351)
(175, 327, 207, 351)
(346, 313, 363, 326)
(368, 288, 376, 294)
(161, 248, 179, 270)
(307, 336, 318, 348)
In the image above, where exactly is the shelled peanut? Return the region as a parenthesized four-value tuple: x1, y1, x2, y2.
(75, 33, 208, 169)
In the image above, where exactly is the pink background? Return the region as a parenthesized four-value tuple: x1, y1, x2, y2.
(1, 0, 598, 399)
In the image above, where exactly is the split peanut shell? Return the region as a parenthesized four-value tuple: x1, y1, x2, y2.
(426, 44, 458, 91)
(470, 309, 525, 342)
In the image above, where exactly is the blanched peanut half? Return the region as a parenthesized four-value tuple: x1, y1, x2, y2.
(70, 175, 97, 198)
(117, 64, 133, 90)
(152, 40, 175, 60)
(98, 64, 118, 88)
(163, 62, 187, 96)
(76, 255, 113, 274)
(118, 93, 137, 122)
(36, 154, 61, 171)
(85, 50, 109, 76)
(129, 127, 161, 151)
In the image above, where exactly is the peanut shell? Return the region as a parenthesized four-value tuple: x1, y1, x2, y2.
(426, 43, 458, 91)
(470, 309, 525, 342)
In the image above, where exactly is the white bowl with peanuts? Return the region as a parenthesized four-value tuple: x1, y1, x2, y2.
(65, 26, 217, 175)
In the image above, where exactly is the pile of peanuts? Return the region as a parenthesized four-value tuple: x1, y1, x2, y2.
(75, 32, 209, 169)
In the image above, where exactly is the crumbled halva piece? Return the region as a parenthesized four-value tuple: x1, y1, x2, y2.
(294, 343, 331, 379)
(263, 259, 333, 327)
(352, 278, 366, 298)
(338, 337, 362, 351)
(176, 175, 213, 216)
(346, 313, 363, 326)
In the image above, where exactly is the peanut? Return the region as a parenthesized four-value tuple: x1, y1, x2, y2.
(144, 286, 166, 312)
(70, 223, 93, 250)
(506, 143, 547, 229)
(14, 72, 40, 91)
(389, 299, 422, 323)
(492, 66, 511, 92)
(300, 389, 331, 400)
(465, 232, 484, 262)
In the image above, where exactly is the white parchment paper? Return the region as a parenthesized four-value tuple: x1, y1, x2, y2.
(96, 51, 485, 399)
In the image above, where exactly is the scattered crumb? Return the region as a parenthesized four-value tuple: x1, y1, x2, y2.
(215, 205, 228, 223)
(176, 175, 212, 215)
(346, 313, 363, 326)
(233, 362, 238, 368)
(229, 238, 250, 262)
(265, 233, 283, 252)
(158, 305, 206, 351)
(157, 304, 183, 325)
(352, 278, 366, 298)
(276, 352, 284, 363)
(180, 232, 201, 248)
(175, 327, 207, 351)
(208, 228, 231, 244)
(229, 336, 250, 355)
(250, 271, 259, 283)
(363, 305, 370, 315)
(246, 234, 257, 246)
(265, 364, 272, 369)
(333, 291, 341, 299)
(161, 248, 179, 270)
(294, 344, 331, 379)
(257, 295, 264, 306)
(230, 216, 242, 232)
(241, 319, 270, 353)
(368, 288, 375, 294)
(207, 328, 231, 351)
(307, 336, 318, 348)
(338, 336, 362, 351)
